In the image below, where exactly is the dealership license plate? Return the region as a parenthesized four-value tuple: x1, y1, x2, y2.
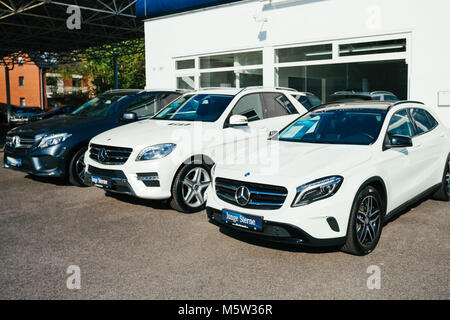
(6, 156, 22, 167)
(222, 209, 263, 231)
(90, 175, 111, 188)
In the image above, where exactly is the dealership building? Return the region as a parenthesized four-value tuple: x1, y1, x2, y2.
(137, 0, 450, 126)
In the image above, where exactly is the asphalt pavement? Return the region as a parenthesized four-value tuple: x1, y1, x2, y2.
(0, 148, 448, 299)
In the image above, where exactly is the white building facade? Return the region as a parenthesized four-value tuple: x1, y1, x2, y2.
(142, 0, 450, 125)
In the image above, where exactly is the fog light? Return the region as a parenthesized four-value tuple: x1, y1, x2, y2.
(137, 173, 160, 187)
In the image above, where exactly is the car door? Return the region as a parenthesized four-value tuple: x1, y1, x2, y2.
(409, 107, 445, 189)
(378, 109, 418, 210)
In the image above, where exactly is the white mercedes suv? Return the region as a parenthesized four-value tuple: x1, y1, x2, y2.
(83, 87, 310, 212)
(206, 101, 450, 255)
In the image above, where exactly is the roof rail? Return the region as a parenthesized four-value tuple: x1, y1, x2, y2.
(389, 100, 424, 109)
(238, 86, 299, 93)
(198, 87, 238, 90)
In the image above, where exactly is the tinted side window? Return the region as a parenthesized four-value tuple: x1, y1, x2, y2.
(261, 93, 295, 119)
(410, 108, 434, 135)
(426, 111, 438, 128)
(159, 93, 180, 109)
(387, 110, 414, 137)
(231, 93, 263, 122)
(298, 95, 313, 110)
(125, 94, 159, 118)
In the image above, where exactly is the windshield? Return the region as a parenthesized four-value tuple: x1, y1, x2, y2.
(13, 107, 41, 114)
(278, 108, 387, 145)
(71, 93, 130, 117)
(154, 94, 234, 122)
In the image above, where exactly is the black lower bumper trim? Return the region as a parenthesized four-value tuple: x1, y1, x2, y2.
(206, 207, 346, 247)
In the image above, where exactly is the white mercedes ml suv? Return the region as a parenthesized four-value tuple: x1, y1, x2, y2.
(206, 101, 450, 255)
(83, 87, 310, 212)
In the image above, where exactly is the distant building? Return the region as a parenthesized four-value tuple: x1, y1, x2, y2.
(0, 55, 90, 110)
(137, 0, 450, 127)
(0, 56, 45, 108)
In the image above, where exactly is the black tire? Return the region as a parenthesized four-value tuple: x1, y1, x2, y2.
(68, 146, 89, 187)
(432, 155, 450, 201)
(170, 162, 211, 213)
(341, 186, 384, 255)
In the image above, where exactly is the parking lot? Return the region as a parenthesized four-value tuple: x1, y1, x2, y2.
(0, 129, 448, 300)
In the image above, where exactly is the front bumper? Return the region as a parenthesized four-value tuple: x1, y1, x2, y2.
(84, 153, 176, 200)
(207, 207, 346, 247)
(3, 144, 68, 177)
(205, 180, 352, 242)
(9, 119, 30, 126)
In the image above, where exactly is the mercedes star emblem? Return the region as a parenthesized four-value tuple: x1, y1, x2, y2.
(235, 186, 251, 206)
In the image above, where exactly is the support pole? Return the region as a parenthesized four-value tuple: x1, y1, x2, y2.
(5, 67, 11, 124)
(114, 55, 119, 89)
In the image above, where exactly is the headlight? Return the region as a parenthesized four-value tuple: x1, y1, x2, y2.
(291, 176, 343, 207)
(136, 143, 176, 161)
(38, 133, 72, 149)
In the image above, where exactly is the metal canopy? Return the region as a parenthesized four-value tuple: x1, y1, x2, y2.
(0, 0, 143, 58)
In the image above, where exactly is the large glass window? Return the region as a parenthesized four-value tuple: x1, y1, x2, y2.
(176, 59, 195, 70)
(276, 60, 407, 103)
(339, 39, 406, 57)
(275, 44, 332, 63)
(200, 71, 235, 88)
(177, 76, 195, 90)
(200, 51, 262, 69)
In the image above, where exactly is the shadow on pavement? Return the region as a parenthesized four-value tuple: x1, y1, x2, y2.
(105, 191, 173, 211)
(24, 174, 69, 186)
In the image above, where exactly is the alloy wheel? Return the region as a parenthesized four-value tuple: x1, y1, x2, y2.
(356, 195, 381, 246)
(75, 153, 86, 182)
(181, 167, 211, 208)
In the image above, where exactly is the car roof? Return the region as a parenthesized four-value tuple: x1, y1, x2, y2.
(311, 100, 424, 112)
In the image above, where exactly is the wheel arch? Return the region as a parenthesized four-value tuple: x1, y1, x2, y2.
(356, 176, 388, 213)
(170, 154, 215, 193)
(65, 140, 90, 175)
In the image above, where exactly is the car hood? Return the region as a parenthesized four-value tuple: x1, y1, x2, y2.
(91, 119, 217, 149)
(8, 115, 109, 136)
(215, 140, 373, 188)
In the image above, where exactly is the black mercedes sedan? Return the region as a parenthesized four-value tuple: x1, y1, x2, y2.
(3, 89, 182, 186)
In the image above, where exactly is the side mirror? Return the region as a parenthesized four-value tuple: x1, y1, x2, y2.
(122, 112, 138, 122)
(385, 134, 413, 149)
(229, 114, 248, 127)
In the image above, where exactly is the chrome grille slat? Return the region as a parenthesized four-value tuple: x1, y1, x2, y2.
(215, 177, 288, 210)
(89, 144, 132, 165)
(5, 134, 36, 149)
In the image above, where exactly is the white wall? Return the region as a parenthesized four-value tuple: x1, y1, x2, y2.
(144, 0, 450, 126)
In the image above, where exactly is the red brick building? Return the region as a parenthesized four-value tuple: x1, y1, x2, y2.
(0, 58, 46, 109)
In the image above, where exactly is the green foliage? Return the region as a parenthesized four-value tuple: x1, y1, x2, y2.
(48, 39, 146, 95)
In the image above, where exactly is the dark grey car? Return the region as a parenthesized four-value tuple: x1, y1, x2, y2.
(3, 89, 182, 186)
